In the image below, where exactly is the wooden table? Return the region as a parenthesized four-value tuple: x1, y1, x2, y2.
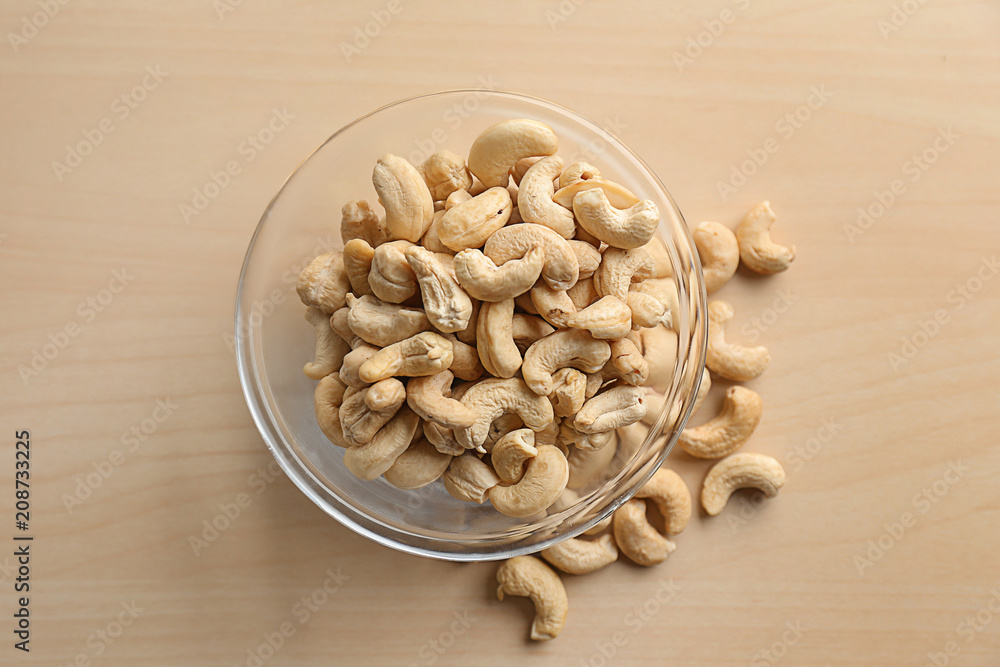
(2, 1, 998, 664)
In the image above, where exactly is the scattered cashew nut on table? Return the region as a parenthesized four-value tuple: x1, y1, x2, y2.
(496, 555, 568, 641)
(701, 452, 786, 516)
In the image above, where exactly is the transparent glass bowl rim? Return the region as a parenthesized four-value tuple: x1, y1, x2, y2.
(235, 89, 708, 561)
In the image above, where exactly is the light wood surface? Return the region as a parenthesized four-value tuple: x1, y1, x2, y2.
(2, 1, 999, 665)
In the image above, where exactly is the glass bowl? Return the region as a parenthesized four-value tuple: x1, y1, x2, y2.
(235, 90, 707, 561)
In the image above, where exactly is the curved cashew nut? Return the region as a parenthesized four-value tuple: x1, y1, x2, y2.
(679, 386, 762, 459)
(511, 314, 554, 353)
(529, 282, 576, 328)
(453, 247, 545, 302)
(359, 332, 454, 383)
(562, 295, 633, 340)
(342, 238, 375, 297)
(541, 533, 618, 575)
(468, 119, 558, 188)
(442, 452, 501, 503)
(613, 499, 675, 566)
(418, 149, 472, 202)
(484, 412, 525, 453)
(634, 278, 678, 330)
(510, 156, 543, 186)
(406, 370, 475, 429)
(706, 300, 770, 381)
(568, 240, 602, 280)
(484, 223, 579, 291)
(384, 437, 453, 490)
(558, 161, 601, 188)
(693, 221, 739, 293)
(297, 252, 351, 314)
(423, 420, 464, 457)
(314, 375, 351, 448)
(339, 343, 379, 388)
(476, 299, 522, 378)
(405, 246, 473, 333)
(340, 200, 390, 248)
(736, 201, 795, 274)
(567, 433, 617, 489)
(303, 307, 350, 380)
(639, 325, 678, 393)
(574, 385, 646, 434)
(372, 154, 434, 242)
(342, 406, 421, 481)
(489, 445, 569, 518)
(634, 468, 692, 534)
(339, 378, 406, 445)
(573, 188, 659, 250)
(345, 294, 430, 347)
(496, 556, 568, 641)
(491, 428, 538, 484)
(625, 290, 667, 330)
(522, 329, 611, 396)
(594, 247, 655, 301)
(549, 368, 587, 418)
(553, 177, 640, 210)
(701, 452, 785, 515)
(517, 155, 575, 239)
(567, 277, 599, 311)
(369, 240, 418, 303)
(456, 378, 554, 451)
(607, 337, 649, 387)
(437, 186, 513, 251)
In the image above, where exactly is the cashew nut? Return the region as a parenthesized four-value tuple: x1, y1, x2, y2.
(303, 307, 350, 380)
(339, 343, 379, 388)
(613, 499, 675, 567)
(314, 375, 351, 448)
(594, 247, 655, 301)
(548, 368, 587, 418)
(693, 221, 739, 293)
(679, 386, 762, 459)
(404, 246, 473, 333)
(329, 307, 353, 342)
(453, 247, 545, 302)
(529, 282, 576, 328)
(511, 314, 554, 353)
(573, 189, 659, 249)
(359, 331, 454, 383)
(369, 240, 418, 303)
(562, 295, 633, 340)
(342, 238, 376, 297)
(639, 325, 678, 393)
(438, 186, 513, 251)
(484, 412, 525, 453)
(418, 149, 472, 202)
(384, 436, 453, 490)
(625, 290, 667, 330)
(468, 119, 558, 188)
(642, 369, 711, 434)
(403, 371, 471, 430)
(424, 420, 464, 457)
(567, 433, 617, 489)
(491, 428, 538, 484)
(552, 178, 639, 210)
(558, 161, 601, 188)
(568, 240, 602, 280)
(456, 378, 555, 451)
(342, 406, 421, 481)
(541, 533, 618, 575)
(372, 154, 434, 242)
(701, 452, 785, 515)
(634, 468, 691, 534)
(517, 155, 575, 239)
(574, 386, 646, 434)
(607, 337, 649, 387)
(420, 210, 451, 254)
(510, 156, 542, 186)
(339, 378, 406, 445)
(341, 200, 390, 247)
(297, 251, 351, 314)
(443, 334, 485, 382)
(522, 329, 611, 396)
(443, 452, 501, 503)
(489, 445, 569, 518)
(496, 555, 568, 641)
(558, 420, 615, 453)
(706, 300, 770, 381)
(634, 278, 678, 330)
(345, 294, 430, 347)
(476, 299, 522, 378)
(736, 201, 795, 274)
(567, 277, 599, 311)
(484, 224, 579, 291)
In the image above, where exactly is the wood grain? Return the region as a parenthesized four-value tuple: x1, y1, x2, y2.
(1, 1, 998, 664)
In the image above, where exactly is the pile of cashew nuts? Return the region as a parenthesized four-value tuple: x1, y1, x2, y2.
(295, 118, 796, 641)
